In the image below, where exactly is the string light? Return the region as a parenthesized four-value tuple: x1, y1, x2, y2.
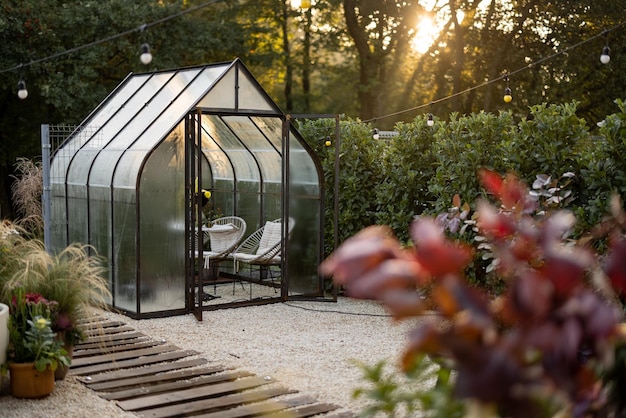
(140, 43, 152, 65)
(0, 3, 620, 123)
(372, 128, 380, 140)
(600, 31, 611, 64)
(427, 102, 435, 126)
(17, 80, 28, 100)
(503, 73, 512, 103)
(324, 136, 332, 146)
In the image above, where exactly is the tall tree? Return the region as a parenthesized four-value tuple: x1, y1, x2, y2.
(343, 0, 421, 121)
(0, 0, 249, 218)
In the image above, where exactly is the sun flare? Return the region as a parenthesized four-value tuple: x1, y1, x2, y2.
(411, 16, 439, 54)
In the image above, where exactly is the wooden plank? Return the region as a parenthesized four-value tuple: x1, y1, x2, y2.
(84, 320, 127, 329)
(77, 331, 146, 345)
(136, 387, 297, 418)
(88, 365, 231, 392)
(283, 403, 340, 418)
(101, 370, 255, 400)
(69, 349, 199, 376)
(191, 399, 301, 418)
(71, 344, 180, 367)
(78, 358, 209, 384)
(73, 340, 162, 358)
(84, 325, 136, 336)
(117, 376, 270, 411)
(190, 396, 336, 418)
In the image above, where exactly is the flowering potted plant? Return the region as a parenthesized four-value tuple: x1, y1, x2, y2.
(5, 289, 70, 398)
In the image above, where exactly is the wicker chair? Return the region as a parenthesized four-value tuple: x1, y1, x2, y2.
(230, 217, 295, 291)
(196, 216, 247, 294)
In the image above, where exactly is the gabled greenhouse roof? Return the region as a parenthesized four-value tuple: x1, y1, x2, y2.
(58, 59, 285, 189)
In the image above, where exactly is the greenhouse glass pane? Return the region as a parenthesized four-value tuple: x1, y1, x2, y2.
(67, 184, 88, 245)
(289, 135, 320, 194)
(103, 73, 175, 150)
(139, 131, 186, 313)
(112, 188, 137, 313)
(50, 183, 67, 252)
(90, 150, 124, 187)
(202, 115, 260, 182)
(236, 68, 275, 111)
(252, 116, 283, 152)
(88, 186, 113, 302)
(237, 192, 261, 226)
(112, 150, 149, 189)
(67, 149, 98, 185)
(131, 66, 228, 152)
(78, 75, 151, 144)
(222, 116, 281, 185)
(286, 131, 322, 296)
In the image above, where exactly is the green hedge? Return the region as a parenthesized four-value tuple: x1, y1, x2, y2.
(303, 99, 626, 259)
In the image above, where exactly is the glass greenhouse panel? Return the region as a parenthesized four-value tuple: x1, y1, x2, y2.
(112, 188, 137, 313)
(195, 63, 237, 109)
(138, 131, 186, 313)
(88, 186, 113, 302)
(90, 150, 124, 187)
(237, 192, 261, 230)
(202, 115, 261, 182)
(130, 68, 224, 153)
(113, 150, 149, 189)
(252, 116, 283, 152)
(286, 131, 323, 296)
(81, 75, 151, 134)
(236, 68, 275, 111)
(67, 149, 98, 185)
(50, 183, 68, 251)
(66, 183, 88, 245)
(103, 73, 175, 149)
(222, 116, 282, 185)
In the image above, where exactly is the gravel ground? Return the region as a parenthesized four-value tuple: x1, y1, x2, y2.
(0, 297, 427, 417)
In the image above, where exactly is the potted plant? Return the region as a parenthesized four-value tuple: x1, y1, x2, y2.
(3, 238, 110, 379)
(0, 219, 111, 379)
(6, 289, 70, 398)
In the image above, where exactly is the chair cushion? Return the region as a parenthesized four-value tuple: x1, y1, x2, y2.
(208, 223, 239, 252)
(257, 221, 282, 255)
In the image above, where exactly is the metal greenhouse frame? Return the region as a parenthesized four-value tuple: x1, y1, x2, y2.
(43, 59, 336, 319)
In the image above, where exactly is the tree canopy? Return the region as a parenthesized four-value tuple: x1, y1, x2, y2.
(0, 0, 624, 217)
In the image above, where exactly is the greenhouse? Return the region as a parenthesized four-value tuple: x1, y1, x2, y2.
(46, 59, 328, 319)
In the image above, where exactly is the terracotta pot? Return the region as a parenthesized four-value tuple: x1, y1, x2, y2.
(9, 362, 55, 398)
(54, 343, 73, 381)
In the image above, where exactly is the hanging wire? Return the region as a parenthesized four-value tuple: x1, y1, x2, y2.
(359, 21, 625, 125)
(0, 0, 226, 75)
(0, 4, 622, 125)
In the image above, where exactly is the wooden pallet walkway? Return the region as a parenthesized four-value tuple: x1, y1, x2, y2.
(70, 317, 346, 418)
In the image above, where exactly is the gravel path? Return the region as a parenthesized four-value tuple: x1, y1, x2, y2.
(0, 297, 425, 417)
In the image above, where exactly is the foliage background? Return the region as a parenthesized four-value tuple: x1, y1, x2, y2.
(0, 0, 625, 235)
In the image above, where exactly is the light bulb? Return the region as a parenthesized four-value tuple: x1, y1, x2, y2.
(372, 129, 379, 140)
(600, 46, 610, 64)
(503, 87, 512, 103)
(140, 43, 152, 65)
(17, 80, 28, 100)
(427, 113, 434, 126)
(325, 139, 332, 147)
(301, 0, 311, 8)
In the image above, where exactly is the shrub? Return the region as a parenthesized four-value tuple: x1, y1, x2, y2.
(321, 169, 626, 417)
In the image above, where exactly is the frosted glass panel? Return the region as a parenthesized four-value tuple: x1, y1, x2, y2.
(90, 150, 124, 187)
(139, 130, 186, 313)
(222, 116, 281, 184)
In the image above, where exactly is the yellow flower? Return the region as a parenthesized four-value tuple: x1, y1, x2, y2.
(35, 317, 48, 330)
